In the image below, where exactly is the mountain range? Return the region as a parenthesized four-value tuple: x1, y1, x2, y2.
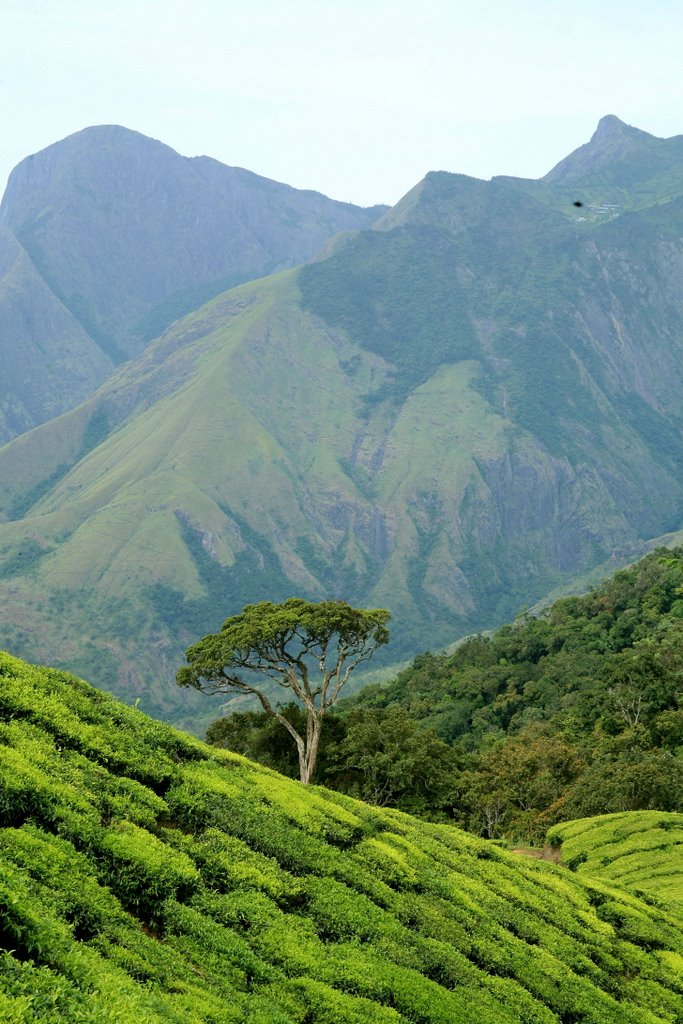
(1, 115, 683, 726)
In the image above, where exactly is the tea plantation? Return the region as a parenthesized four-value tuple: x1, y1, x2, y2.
(547, 812, 683, 911)
(1, 651, 682, 1023)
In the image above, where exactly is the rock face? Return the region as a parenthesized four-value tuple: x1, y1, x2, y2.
(1, 118, 683, 725)
(0, 125, 386, 443)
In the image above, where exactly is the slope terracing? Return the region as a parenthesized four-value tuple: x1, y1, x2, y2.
(548, 812, 683, 912)
(0, 650, 682, 1023)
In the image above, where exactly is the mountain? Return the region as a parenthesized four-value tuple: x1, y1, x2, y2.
(498, 114, 683, 221)
(2, 118, 683, 724)
(1, 648, 682, 1023)
(0, 125, 385, 443)
(544, 114, 683, 188)
(0, 226, 111, 440)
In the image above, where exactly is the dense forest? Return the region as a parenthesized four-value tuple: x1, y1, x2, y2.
(207, 547, 683, 842)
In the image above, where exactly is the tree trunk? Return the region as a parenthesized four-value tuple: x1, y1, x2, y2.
(299, 710, 323, 784)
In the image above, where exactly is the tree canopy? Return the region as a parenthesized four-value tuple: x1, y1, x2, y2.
(177, 598, 390, 783)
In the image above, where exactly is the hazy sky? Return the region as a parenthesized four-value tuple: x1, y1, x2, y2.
(2, 0, 683, 207)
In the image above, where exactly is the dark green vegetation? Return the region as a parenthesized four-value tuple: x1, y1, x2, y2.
(207, 703, 460, 821)
(3, 116, 683, 723)
(0, 125, 385, 442)
(210, 548, 683, 840)
(2, 650, 683, 1022)
(179, 599, 390, 782)
(547, 812, 683, 908)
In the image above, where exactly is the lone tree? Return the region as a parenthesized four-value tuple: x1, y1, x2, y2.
(177, 598, 390, 784)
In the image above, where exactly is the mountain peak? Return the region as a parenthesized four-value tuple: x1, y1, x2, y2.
(592, 114, 628, 138)
(591, 114, 653, 143)
(542, 115, 677, 186)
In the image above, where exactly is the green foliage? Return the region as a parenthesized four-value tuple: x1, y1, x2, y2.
(299, 224, 478, 399)
(202, 550, 683, 838)
(206, 703, 348, 781)
(346, 547, 683, 840)
(2, 648, 683, 1021)
(324, 707, 460, 818)
(0, 539, 51, 577)
(98, 822, 200, 918)
(178, 599, 390, 693)
(206, 705, 460, 820)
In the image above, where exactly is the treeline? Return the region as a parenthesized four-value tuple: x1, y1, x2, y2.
(206, 548, 683, 843)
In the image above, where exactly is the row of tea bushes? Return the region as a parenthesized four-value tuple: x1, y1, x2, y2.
(547, 811, 683, 908)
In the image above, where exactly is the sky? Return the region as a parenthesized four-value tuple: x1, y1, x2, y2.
(2, 0, 683, 208)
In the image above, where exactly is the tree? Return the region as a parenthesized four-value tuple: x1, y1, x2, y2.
(457, 725, 584, 842)
(328, 706, 460, 818)
(177, 598, 390, 783)
(205, 702, 348, 781)
(564, 727, 683, 816)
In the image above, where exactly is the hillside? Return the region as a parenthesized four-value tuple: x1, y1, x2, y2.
(3, 118, 683, 721)
(547, 812, 683, 910)
(0, 125, 385, 442)
(1, 650, 683, 1023)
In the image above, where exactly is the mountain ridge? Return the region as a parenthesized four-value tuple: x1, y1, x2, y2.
(543, 114, 683, 186)
(0, 125, 386, 443)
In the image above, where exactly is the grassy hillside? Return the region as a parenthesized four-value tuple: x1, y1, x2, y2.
(1, 650, 683, 1022)
(0, 227, 114, 444)
(547, 812, 683, 910)
(0, 125, 385, 442)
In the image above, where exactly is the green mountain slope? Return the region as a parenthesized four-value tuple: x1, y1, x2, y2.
(543, 115, 683, 192)
(1, 649, 683, 1023)
(3, 118, 683, 722)
(547, 812, 683, 910)
(498, 115, 683, 223)
(529, 525, 683, 613)
(0, 226, 112, 441)
(0, 125, 385, 442)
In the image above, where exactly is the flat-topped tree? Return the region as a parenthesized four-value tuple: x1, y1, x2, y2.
(177, 598, 390, 783)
